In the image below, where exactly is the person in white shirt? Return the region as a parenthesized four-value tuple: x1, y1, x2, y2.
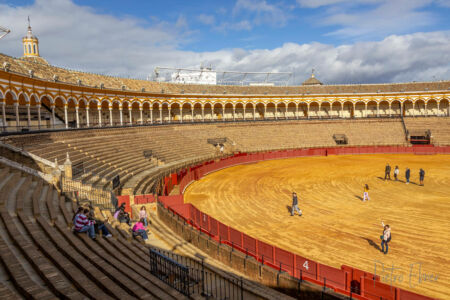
(394, 166, 399, 181)
(380, 221, 391, 255)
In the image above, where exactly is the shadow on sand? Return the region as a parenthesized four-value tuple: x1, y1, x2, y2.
(361, 237, 382, 252)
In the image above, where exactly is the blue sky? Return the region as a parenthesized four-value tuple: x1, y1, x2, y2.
(72, 0, 450, 49)
(0, 0, 449, 83)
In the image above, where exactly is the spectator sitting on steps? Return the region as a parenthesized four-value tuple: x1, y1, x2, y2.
(113, 203, 126, 219)
(118, 210, 131, 226)
(74, 207, 112, 239)
(139, 206, 150, 227)
(132, 218, 149, 241)
(88, 210, 112, 237)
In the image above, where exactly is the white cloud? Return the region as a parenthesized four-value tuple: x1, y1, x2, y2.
(297, 0, 380, 8)
(197, 14, 215, 26)
(0, 0, 448, 84)
(297, 0, 440, 39)
(230, 0, 291, 29)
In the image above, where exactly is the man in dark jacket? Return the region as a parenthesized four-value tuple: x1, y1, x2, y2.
(419, 168, 425, 186)
(291, 192, 302, 216)
(405, 167, 411, 184)
(384, 164, 391, 180)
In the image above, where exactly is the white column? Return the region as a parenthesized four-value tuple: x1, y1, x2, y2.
(296, 104, 299, 120)
(51, 105, 55, 128)
(191, 108, 194, 122)
(86, 107, 90, 127)
(376, 104, 379, 117)
(233, 105, 236, 121)
(109, 108, 113, 126)
(2, 102, 6, 129)
(341, 104, 344, 118)
(37, 105, 41, 129)
(168, 108, 171, 123)
(437, 102, 440, 116)
(264, 105, 266, 120)
(180, 107, 183, 123)
(222, 107, 224, 121)
(150, 108, 153, 124)
(128, 108, 132, 125)
(75, 107, 79, 128)
(318, 104, 321, 119)
(139, 108, 143, 125)
(425, 103, 428, 116)
(307, 104, 310, 119)
(389, 103, 391, 117)
(202, 107, 205, 122)
(14, 103, 20, 128)
(160, 108, 163, 124)
(285, 106, 288, 119)
(26, 104, 31, 128)
(275, 105, 278, 120)
(98, 108, 102, 127)
(364, 103, 368, 118)
(64, 105, 68, 128)
(253, 107, 256, 120)
(412, 103, 415, 117)
(119, 108, 123, 126)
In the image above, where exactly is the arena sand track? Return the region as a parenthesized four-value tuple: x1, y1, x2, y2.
(184, 154, 450, 299)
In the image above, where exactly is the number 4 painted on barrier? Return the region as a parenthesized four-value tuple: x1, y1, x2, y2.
(303, 261, 309, 270)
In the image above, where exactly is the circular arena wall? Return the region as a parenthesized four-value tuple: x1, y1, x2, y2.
(168, 147, 450, 299)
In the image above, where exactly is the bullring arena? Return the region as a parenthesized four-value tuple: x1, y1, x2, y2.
(0, 22, 449, 300)
(184, 154, 450, 299)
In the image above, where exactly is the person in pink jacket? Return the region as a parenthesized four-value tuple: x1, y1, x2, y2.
(132, 218, 148, 241)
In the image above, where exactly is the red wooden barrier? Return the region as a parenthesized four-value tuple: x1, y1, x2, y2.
(169, 203, 190, 220)
(158, 195, 184, 208)
(229, 227, 243, 248)
(397, 288, 434, 300)
(296, 255, 317, 280)
(318, 264, 347, 290)
(361, 277, 396, 300)
(200, 212, 209, 231)
(218, 221, 229, 242)
(257, 240, 274, 264)
(209, 216, 219, 237)
(274, 247, 294, 275)
(242, 233, 257, 257)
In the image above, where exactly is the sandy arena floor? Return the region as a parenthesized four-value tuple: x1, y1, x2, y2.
(184, 154, 450, 299)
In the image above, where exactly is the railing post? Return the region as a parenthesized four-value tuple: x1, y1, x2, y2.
(201, 258, 205, 296)
(240, 277, 244, 300)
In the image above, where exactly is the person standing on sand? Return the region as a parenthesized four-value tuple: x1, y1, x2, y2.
(384, 164, 391, 180)
(363, 184, 370, 202)
(419, 168, 425, 186)
(394, 166, 399, 181)
(380, 221, 391, 255)
(291, 192, 302, 217)
(405, 167, 411, 184)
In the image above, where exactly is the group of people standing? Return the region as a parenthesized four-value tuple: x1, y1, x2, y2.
(385, 164, 425, 185)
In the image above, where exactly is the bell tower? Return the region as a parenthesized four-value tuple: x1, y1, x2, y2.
(22, 17, 39, 57)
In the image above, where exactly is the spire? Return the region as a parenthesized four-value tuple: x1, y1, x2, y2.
(26, 16, 33, 39)
(311, 68, 315, 78)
